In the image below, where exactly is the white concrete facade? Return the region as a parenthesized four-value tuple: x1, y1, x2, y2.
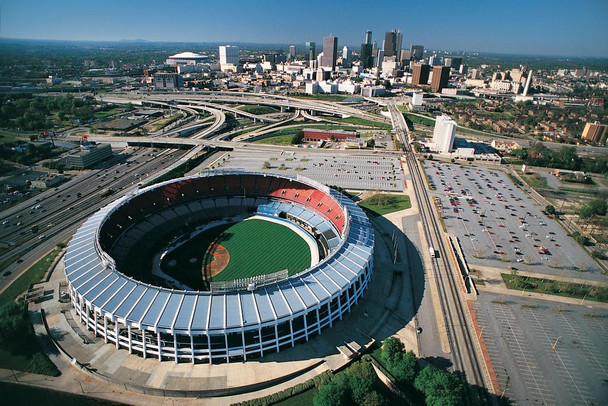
(433, 115, 457, 152)
(219, 45, 239, 66)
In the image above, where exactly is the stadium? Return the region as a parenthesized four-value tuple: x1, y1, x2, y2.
(64, 170, 374, 363)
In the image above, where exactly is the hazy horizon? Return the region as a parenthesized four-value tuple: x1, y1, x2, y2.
(1, 0, 608, 58)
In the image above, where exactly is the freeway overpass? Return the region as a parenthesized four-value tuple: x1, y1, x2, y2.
(99, 91, 390, 124)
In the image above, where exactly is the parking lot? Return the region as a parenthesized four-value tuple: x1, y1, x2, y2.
(219, 151, 405, 192)
(473, 292, 608, 405)
(423, 161, 603, 281)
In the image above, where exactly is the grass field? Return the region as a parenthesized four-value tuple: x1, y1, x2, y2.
(326, 116, 392, 129)
(0, 247, 61, 305)
(252, 134, 296, 146)
(161, 219, 310, 289)
(502, 273, 608, 302)
(239, 105, 279, 115)
(359, 194, 411, 216)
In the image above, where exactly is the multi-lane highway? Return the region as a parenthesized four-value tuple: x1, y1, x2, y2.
(0, 147, 187, 292)
(389, 102, 491, 402)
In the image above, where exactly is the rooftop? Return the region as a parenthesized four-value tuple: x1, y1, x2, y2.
(168, 51, 209, 59)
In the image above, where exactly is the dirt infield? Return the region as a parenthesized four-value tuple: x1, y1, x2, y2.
(203, 243, 230, 278)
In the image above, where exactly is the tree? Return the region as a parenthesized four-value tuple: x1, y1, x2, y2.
(381, 336, 405, 366)
(313, 378, 350, 406)
(0, 302, 30, 353)
(545, 205, 556, 215)
(345, 362, 376, 404)
(588, 198, 607, 216)
(361, 391, 388, 406)
(579, 205, 595, 220)
(414, 365, 463, 406)
(390, 350, 419, 384)
(380, 336, 419, 385)
(262, 161, 271, 169)
(291, 130, 304, 144)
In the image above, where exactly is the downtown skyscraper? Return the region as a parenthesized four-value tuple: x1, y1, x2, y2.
(360, 30, 373, 69)
(321, 36, 338, 71)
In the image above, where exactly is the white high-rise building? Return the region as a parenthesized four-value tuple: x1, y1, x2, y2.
(219, 45, 239, 65)
(432, 115, 456, 152)
(342, 45, 352, 67)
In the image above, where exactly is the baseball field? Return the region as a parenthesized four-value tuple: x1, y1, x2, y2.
(160, 218, 311, 290)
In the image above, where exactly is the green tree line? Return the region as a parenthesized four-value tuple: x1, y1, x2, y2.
(0, 94, 96, 131)
(509, 142, 608, 175)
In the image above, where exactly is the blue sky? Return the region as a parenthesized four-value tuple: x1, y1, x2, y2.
(1, 0, 607, 57)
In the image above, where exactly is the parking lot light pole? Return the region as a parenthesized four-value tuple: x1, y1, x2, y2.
(478, 325, 485, 339)
(552, 336, 562, 351)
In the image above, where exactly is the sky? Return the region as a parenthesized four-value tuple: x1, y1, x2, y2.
(1, 0, 607, 58)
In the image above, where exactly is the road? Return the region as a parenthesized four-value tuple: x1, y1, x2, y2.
(389, 102, 491, 402)
(0, 147, 187, 295)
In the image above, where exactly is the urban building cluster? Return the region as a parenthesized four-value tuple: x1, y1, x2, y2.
(17, 28, 606, 147)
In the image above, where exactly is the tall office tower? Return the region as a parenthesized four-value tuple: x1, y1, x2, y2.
(432, 115, 457, 152)
(219, 45, 239, 65)
(288, 45, 296, 60)
(410, 45, 424, 61)
(383, 29, 397, 57)
(342, 45, 352, 67)
(376, 49, 384, 69)
(372, 40, 377, 53)
(431, 65, 450, 92)
(412, 64, 431, 85)
(365, 30, 372, 45)
(395, 29, 403, 60)
(360, 43, 373, 69)
(321, 36, 338, 70)
(305, 41, 316, 62)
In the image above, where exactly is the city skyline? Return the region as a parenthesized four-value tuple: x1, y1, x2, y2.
(1, 0, 608, 58)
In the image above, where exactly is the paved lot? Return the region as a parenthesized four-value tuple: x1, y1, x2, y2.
(423, 161, 603, 281)
(473, 292, 608, 405)
(219, 150, 405, 192)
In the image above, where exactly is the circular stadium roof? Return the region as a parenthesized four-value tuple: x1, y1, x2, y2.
(64, 171, 374, 336)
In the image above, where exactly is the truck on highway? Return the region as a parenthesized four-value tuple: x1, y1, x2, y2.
(429, 246, 436, 258)
(100, 188, 115, 197)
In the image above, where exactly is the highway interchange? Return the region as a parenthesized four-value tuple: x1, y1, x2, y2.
(2, 90, 606, 404)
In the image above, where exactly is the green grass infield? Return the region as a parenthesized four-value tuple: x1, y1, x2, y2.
(160, 218, 311, 290)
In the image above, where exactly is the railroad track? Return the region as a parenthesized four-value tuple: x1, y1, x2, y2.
(389, 103, 491, 404)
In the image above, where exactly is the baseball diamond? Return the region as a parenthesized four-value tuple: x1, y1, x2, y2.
(64, 170, 374, 364)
